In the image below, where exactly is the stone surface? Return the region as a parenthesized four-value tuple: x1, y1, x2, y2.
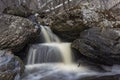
(0, 50, 24, 80)
(3, 4, 32, 17)
(0, 0, 33, 17)
(0, 0, 54, 17)
(50, 6, 90, 41)
(0, 14, 40, 52)
(72, 27, 120, 65)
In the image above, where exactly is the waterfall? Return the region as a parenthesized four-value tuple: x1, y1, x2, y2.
(27, 43, 73, 64)
(27, 25, 73, 65)
(28, 14, 60, 43)
(40, 25, 61, 43)
(22, 1, 120, 80)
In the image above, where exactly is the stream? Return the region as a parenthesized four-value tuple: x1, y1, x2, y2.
(22, 23, 120, 80)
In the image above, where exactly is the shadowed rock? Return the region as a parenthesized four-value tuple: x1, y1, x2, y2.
(0, 14, 40, 52)
(0, 50, 24, 80)
(72, 27, 120, 65)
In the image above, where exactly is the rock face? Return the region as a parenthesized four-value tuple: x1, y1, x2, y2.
(72, 27, 120, 65)
(0, 0, 33, 17)
(0, 0, 53, 17)
(3, 4, 32, 17)
(50, 6, 90, 41)
(0, 14, 40, 52)
(0, 50, 24, 80)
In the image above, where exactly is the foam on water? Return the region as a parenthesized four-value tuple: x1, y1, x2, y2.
(23, 64, 120, 80)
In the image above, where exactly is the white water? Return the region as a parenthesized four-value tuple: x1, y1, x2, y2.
(40, 25, 60, 43)
(26, 25, 120, 80)
(27, 43, 73, 64)
(27, 48, 37, 64)
(27, 25, 73, 65)
(23, 63, 92, 80)
(23, 63, 120, 80)
(55, 43, 72, 64)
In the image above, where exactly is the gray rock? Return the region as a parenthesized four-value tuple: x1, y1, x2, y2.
(50, 7, 89, 41)
(0, 14, 40, 52)
(0, 0, 51, 17)
(72, 27, 120, 65)
(0, 50, 24, 80)
(0, 0, 34, 17)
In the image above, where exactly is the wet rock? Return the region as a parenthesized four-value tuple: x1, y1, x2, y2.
(0, 14, 40, 52)
(0, 50, 24, 80)
(72, 27, 120, 65)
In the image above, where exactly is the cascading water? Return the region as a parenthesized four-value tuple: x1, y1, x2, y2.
(28, 14, 74, 65)
(27, 24, 73, 64)
(23, 13, 120, 80)
(39, 25, 61, 43)
(25, 23, 84, 80)
(27, 43, 73, 64)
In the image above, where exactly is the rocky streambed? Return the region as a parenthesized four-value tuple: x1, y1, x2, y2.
(0, 14, 40, 80)
(0, 0, 120, 80)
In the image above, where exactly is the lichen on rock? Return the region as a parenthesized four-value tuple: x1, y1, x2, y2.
(0, 14, 40, 52)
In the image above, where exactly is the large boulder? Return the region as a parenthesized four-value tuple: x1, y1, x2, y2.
(3, 4, 32, 17)
(0, 50, 24, 80)
(0, 0, 33, 17)
(50, 6, 92, 41)
(0, 0, 53, 17)
(72, 27, 120, 65)
(48, 0, 120, 41)
(0, 14, 40, 52)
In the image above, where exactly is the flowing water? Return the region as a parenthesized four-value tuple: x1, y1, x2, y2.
(39, 25, 60, 43)
(27, 21, 73, 64)
(27, 43, 72, 64)
(22, 13, 120, 80)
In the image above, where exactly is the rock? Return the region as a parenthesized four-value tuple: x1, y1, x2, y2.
(72, 27, 120, 65)
(0, 0, 55, 17)
(50, 6, 90, 41)
(0, 0, 33, 17)
(49, 1, 120, 41)
(0, 50, 24, 80)
(0, 14, 40, 52)
(0, 0, 35, 17)
(3, 4, 32, 17)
